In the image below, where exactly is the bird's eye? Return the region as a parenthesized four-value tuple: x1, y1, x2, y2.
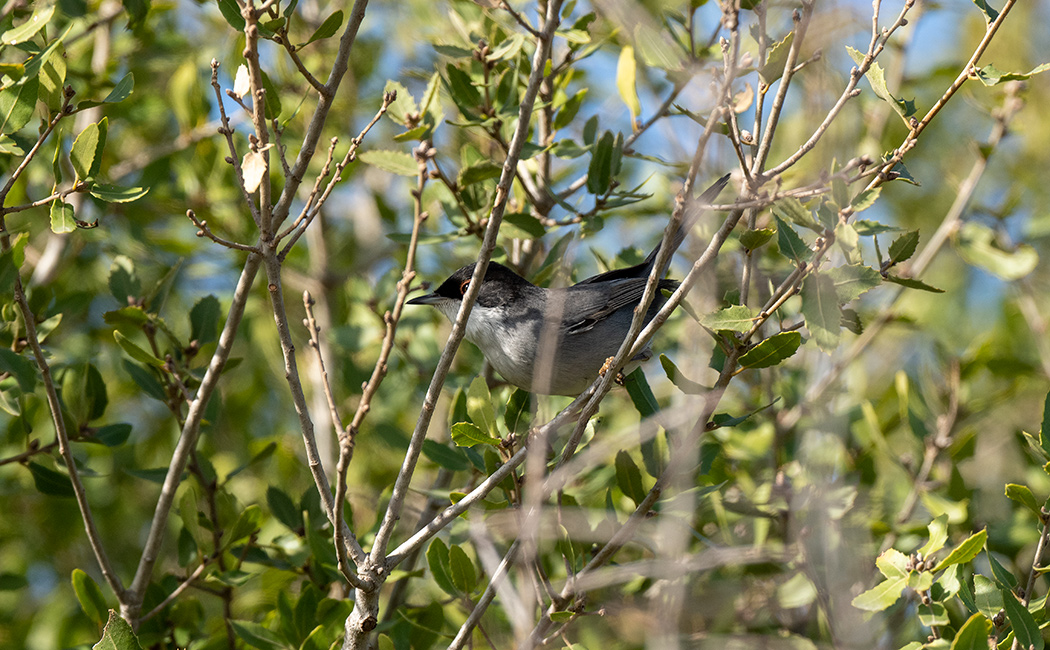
(459, 279, 470, 295)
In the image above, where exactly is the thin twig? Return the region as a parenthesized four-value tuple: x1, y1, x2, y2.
(210, 60, 262, 228)
(366, 0, 565, 573)
(186, 210, 260, 252)
(10, 271, 125, 599)
(276, 91, 394, 257)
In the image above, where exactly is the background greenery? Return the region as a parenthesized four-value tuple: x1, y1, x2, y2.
(0, 0, 1048, 648)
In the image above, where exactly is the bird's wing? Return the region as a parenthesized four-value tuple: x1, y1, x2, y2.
(560, 278, 677, 335)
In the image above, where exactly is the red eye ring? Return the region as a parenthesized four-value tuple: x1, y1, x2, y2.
(459, 279, 471, 295)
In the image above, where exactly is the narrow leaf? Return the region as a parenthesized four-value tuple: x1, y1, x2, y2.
(89, 184, 149, 203)
(102, 73, 134, 104)
(851, 576, 907, 611)
(738, 331, 802, 369)
(1, 5, 55, 44)
(933, 528, 987, 571)
(71, 121, 101, 181)
(883, 275, 944, 293)
(113, 331, 163, 367)
(71, 569, 108, 625)
(614, 450, 646, 506)
(1001, 589, 1043, 650)
(302, 10, 342, 46)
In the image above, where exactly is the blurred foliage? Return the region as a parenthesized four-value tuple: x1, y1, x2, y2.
(0, 0, 1047, 649)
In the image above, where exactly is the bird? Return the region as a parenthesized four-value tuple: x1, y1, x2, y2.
(408, 174, 731, 396)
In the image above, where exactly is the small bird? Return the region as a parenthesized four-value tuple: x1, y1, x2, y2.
(409, 174, 731, 396)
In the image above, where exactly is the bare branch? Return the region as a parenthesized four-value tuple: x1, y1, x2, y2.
(186, 209, 260, 253)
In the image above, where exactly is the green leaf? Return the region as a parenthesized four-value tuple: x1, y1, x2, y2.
(875, 548, 908, 579)
(458, 160, 502, 187)
(444, 64, 481, 118)
(975, 62, 1050, 86)
(94, 423, 132, 447)
(774, 216, 812, 263)
(853, 219, 902, 236)
(883, 275, 944, 293)
(226, 505, 263, 547)
(616, 45, 640, 123)
(189, 295, 221, 345)
(1041, 391, 1050, 458)
(552, 89, 587, 131)
(773, 196, 820, 232)
(846, 46, 916, 119)
(113, 331, 163, 368)
(739, 331, 802, 369)
(1005, 484, 1041, 516)
(826, 264, 881, 303)
(448, 544, 477, 593)
(659, 355, 707, 394)
(301, 10, 342, 46)
(39, 46, 66, 110)
(383, 80, 417, 126)
(266, 486, 301, 531)
(0, 348, 37, 391)
(1, 4, 54, 45)
(801, 274, 841, 353)
(1002, 589, 1043, 650)
(109, 256, 140, 305)
(0, 74, 38, 134)
(700, 305, 755, 333)
(450, 422, 500, 448)
(623, 367, 659, 417)
(0, 573, 28, 591)
(955, 222, 1038, 280)
(89, 183, 149, 203)
(102, 72, 134, 104)
(850, 187, 881, 212)
(504, 388, 531, 434)
(739, 228, 775, 250)
(587, 130, 615, 195)
(887, 230, 920, 266)
(422, 439, 471, 471)
(357, 150, 417, 176)
(230, 620, 285, 650)
(971, 0, 999, 24)
(216, 0, 245, 31)
(851, 575, 907, 611)
(121, 360, 165, 401)
(93, 610, 144, 650)
(758, 31, 794, 84)
(933, 528, 987, 571)
(949, 612, 992, 650)
(502, 212, 545, 239)
(27, 462, 75, 497)
(49, 200, 76, 234)
(615, 450, 646, 506)
(987, 550, 1017, 589)
(466, 376, 496, 435)
(62, 362, 108, 424)
(918, 514, 949, 558)
(71, 120, 102, 181)
(72, 569, 108, 625)
(426, 539, 456, 596)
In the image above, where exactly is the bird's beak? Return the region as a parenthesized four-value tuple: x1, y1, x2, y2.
(407, 292, 441, 306)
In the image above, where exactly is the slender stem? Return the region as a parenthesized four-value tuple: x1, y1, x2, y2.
(12, 271, 125, 599)
(367, 0, 565, 568)
(125, 252, 261, 624)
